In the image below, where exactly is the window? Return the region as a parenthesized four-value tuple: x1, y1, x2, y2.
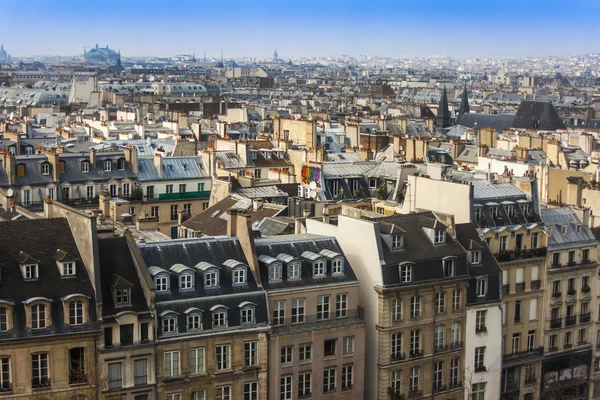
(104, 327, 113, 347)
(191, 391, 206, 400)
(134, 358, 148, 385)
(86, 185, 94, 199)
(24, 264, 38, 280)
(170, 204, 178, 221)
(41, 164, 50, 175)
(451, 322, 460, 345)
(434, 361, 443, 392)
(500, 236, 507, 251)
(198, 183, 205, 192)
(281, 345, 293, 364)
(288, 263, 301, 279)
(216, 385, 231, 400)
(187, 347, 205, 375)
(298, 372, 311, 397)
(69, 347, 85, 384)
(317, 295, 330, 320)
(452, 289, 461, 311)
(449, 358, 459, 385)
(392, 298, 402, 321)
(336, 293, 347, 318)
(0, 308, 7, 332)
(323, 367, 336, 393)
(553, 252, 561, 266)
(565, 331, 572, 347)
(0, 357, 9, 390)
(324, 339, 336, 357)
(254, 169, 261, 179)
(434, 230, 446, 244)
(117, 158, 125, 170)
(512, 333, 521, 354)
(525, 363, 536, 384)
(150, 205, 159, 218)
(215, 345, 230, 370)
(443, 259, 455, 277)
(118, 324, 133, 346)
(233, 269, 246, 285)
(187, 313, 202, 331)
(491, 207, 498, 218)
(583, 249, 590, 262)
(343, 336, 354, 354)
(582, 276, 590, 290)
(31, 304, 46, 329)
(531, 232, 539, 248)
(342, 365, 353, 390)
(391, 332, 402, 358)
(103, 160, 111, 172)
(213, 310, 227, 328)
(162, 315, 177, 334)
(81, 161, 89, 173)
(435, 292, 445, 313)
(332, 259, 343, 274)
(244, 381, 258, 400)
(179, 184, 186, 193)
(299, 343, 312, 361)
(269, 264, 281, 282)
(291, 298, 305, 324)
(391, 370, 402, 393)
(569, 250, 576, 264)
(472, 382, 486, 400)
(527, 330, 535, 351)
(69, 301, 83, 325)
(410, 366, 420, 391)
(568, 278, 576, 292)
(474, 347, 485, 371)
(409, 329, 420, 355)
(241, 306, 254, 324)
(107, 361, 122, 389)
(109, 184, 117, 198)
(244, 341, 257, 367)
(471, 250, 481, 264)
(122, 183, 130, 197)
(156, 276, 168, 292)
(280, 375, 292, 400)
(313, 261, 325, 276)
(392, 235, 402, 249)
(273, 301, 285, 326)
(552, 280, 560, 294)
(166, 184, 173, 194)
(476, 278, 487, 297)
(179, 274, 193, 290)
(579, 328, 587, 344)
(410, 296, 421, 319)
(400, 264, 412, 282)
(515, 300, 522, 323)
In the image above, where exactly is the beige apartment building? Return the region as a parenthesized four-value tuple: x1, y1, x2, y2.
(254, 235, 366, 400)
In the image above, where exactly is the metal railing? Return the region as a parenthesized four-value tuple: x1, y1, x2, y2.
(580, 313, 591, 323)
(391, 352, 406, 362)
(504, 346, 543, 359)
(565, 316, 577, 326)
(32, 378, 50, 389)
(158, 190, 211, 201)
(515, 282, 525, 293)
(531, 280, 541, 290)
(552, 291, 561, 298)
(550, 318, 562, 329)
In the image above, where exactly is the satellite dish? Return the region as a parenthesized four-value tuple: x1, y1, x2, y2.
(6, 188, 13, 197)
(309, 181, 317, 190)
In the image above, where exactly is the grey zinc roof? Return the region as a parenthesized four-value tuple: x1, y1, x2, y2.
(455, 145, 479, 164)
(471, 180, 528, 201)
(540, 207, 598, 250)
(137, 156, 208, 181)
(457, 113, 516, 133)
(322, 162, 377, 178)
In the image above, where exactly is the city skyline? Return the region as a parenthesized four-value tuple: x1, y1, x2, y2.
(3, 0, 599, 60)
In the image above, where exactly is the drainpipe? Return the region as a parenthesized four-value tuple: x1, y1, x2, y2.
(153, 312, 159, 400)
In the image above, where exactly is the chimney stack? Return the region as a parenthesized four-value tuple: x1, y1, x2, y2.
(89, 148, 96, 168)
(226, 208, 262, 287)
(154, 153, 163, 178)
(123, 145, 139, 174)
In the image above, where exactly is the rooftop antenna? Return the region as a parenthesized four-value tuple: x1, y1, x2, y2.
(204, 50, 206, 65)
(193, 46, 196, 61)
(221, 46, 223, 64)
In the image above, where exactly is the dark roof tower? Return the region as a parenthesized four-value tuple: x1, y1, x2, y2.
(459, 86, 470, 117)
(436, 86, 451, 128)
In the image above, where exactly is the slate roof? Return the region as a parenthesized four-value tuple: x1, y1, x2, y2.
(512, 101, 567, 131)
(0, 218, 99, 340)
(98, 237, 151, 317)
(455, 145, 479, 164)
(255, 234, 358, 290)
(456, 113, 516, 133)
(137, 156, 208, 181)
(540, 208, 598, 250)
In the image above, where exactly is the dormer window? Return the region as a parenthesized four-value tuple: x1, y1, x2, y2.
(179, 274, 193, 290)
(24, 264, 39, 280)
(116, 289, 130, 306)
(155, 276, 169, 292)
(250, 151, 258, 160)
(332, 258, 344, 274)
(162, 314, 178, 334)
(576, 225, 582, 233)
(205, 270, 219, 288)
(117, 158, 125, 170)
(400, 263, 413, 283)
(103, 160, 112, 172)
(269, 264, 282, 282)
(392, 235, 403, 249)
(476, 278, 488, 297)
(32, 304, 47, 329)
(434, 230, 446, 244)
(313, 261, 326, 277)
(471, 251, 481, 265)
(41, 163, 50, 175)
(81, 161, 89, 173)
(212, 307, 228, 328)
(239, 302, 255, 325)
(443, 258, 456, 277)
(233, 268, 246, 285)
(186, 310, 202, 331)
(69, 300, 83, 325)
(62, 262, 75, 276)
(288, 263, 301, 279)
(561, 225, 567, 234)
(490, 207, 498, 218)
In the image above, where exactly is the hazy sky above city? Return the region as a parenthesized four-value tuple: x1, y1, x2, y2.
(3, 0, 599, 59)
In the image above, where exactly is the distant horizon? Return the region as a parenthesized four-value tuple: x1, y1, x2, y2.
(2, 0, 599, 60)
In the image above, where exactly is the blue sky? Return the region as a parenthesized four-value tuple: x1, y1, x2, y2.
(2, 0, 599, 59)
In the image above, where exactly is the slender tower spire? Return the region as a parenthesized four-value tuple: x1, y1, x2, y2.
(436, 86, 451, 129)
(459, 86, 470, 118)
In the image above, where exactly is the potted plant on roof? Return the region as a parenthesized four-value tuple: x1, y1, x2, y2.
(353, 189, 361, 198)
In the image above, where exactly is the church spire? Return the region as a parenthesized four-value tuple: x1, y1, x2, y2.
(459, 86, 470, 117)
(436, 86, 451, 129)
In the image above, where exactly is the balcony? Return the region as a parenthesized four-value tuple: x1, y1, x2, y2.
(391, 352, 406, 363)
(409, 350, 423, 359)
(564, 343, 573, 349)
(157, 190, 211, 201)
(32, 378, 51, 389)
(548, 346, 558, 352)
(495, 247, 547, 263)
(580, 313, 591, 323)
(565, 316, 577, 326)
(582, 285, 591, 293)
(552, 291, 562, 298)
(515, 282, 525, 293)
(272, 307, 364, 335)
(567, 289, 577, 296)
(434, 344, 447, 353)
(531, 280, 541, 290)
(475, 365, 487, 373)
(504, 346, 543, 360)
(550, 318, 562, 329)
